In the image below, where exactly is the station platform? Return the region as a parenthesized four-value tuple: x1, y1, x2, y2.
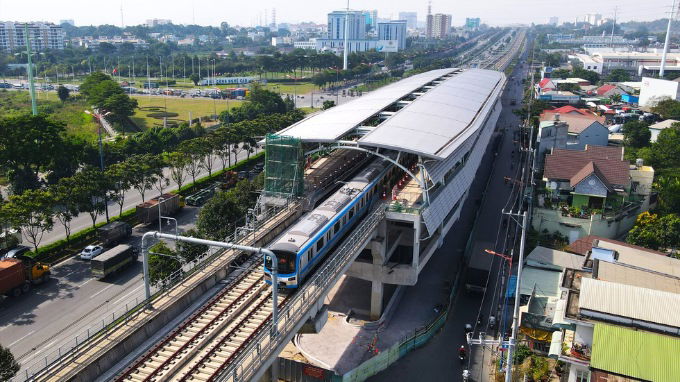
(290, 129, 504, 376)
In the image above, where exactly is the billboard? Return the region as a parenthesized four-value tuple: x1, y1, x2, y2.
(376, 40, 399, 53)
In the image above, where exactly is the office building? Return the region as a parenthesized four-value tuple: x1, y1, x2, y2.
(0, 21, 65, 52)
(327, 10, 366, 40)
(586, 13, 602, 26)
(427, 13, 451, 39)
(399, 12, 418, 29)
(146, 19, 172, 28)
(549, 16, 559, 26)
(465, 17, 480, 30)
(377, 20, 407, 50)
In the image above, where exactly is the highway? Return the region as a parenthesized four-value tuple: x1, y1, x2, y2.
(0, 205, 201, 377)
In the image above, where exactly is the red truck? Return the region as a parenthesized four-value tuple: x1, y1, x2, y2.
(0, 258, 50, 297)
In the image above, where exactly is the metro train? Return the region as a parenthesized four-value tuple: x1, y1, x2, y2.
(264, 159, 392, 288)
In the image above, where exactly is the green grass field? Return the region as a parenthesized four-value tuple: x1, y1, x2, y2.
(131, 96, 242, 129)
(261, 82, 317, 96)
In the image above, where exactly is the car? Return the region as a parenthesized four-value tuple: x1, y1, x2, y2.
(80, 245, 104, 260)
(3, 245, 31, 259)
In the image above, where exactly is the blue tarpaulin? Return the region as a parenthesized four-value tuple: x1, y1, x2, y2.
(506, 275, 518, 298)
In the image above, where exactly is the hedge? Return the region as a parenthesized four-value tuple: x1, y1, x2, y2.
(30, 152, 265, 265)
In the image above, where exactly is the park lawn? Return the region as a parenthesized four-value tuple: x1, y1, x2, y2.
(131, 96, 242, 129)
(261, 82, 318, 96)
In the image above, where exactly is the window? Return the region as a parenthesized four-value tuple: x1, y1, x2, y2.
(334, 221, 341, 233)
(575, 370, 590, 382)
(349, 208, 355, 220)
(317, 237, 325, 252)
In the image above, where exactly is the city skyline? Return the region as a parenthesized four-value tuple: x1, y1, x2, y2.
(0, 0, 673, 28)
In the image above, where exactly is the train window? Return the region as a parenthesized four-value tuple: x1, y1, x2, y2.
(317, 238, 324, 252)
(349, 208, 355, 219)
(334, 221, 341, 233)
(308, 251, 312, 263)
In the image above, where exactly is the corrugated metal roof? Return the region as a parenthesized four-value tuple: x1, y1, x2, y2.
(579, 278, 680, 328)
(520, 267, 562, 298)
(275, 68, 455, 142)
(359, 69, 505, 159)
(591, 324, 680, 382)
(525, 246, 585, 270)
(596, 261, 680, 294)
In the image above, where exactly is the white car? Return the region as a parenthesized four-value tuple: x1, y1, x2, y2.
(79, 245, 104, 260)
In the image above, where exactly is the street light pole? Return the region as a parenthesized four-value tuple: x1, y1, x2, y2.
(504, 211, 527, 382)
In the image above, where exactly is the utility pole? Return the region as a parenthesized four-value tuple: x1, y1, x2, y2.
(610, 7, 617, 45)
(661, 0, 677, 78)
(503, 211, 527, 382)
(343, 0, 350, 70)
(24, 24, 37, 116)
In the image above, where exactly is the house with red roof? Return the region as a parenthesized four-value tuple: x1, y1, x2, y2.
(534, 145, 655, 241)
(594, 84, 625, 98)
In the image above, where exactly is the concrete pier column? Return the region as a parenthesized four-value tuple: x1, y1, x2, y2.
(370, 280, 384, 320)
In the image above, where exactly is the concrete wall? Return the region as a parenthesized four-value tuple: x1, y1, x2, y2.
(532, 207, 639, 242)
(568, 123, 609, 151)
(639, 76, 680, 107)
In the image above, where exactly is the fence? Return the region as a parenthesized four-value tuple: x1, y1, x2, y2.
(17, 198, 299, 382)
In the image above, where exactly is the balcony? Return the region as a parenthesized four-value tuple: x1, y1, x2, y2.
(559, 328, 592, 366)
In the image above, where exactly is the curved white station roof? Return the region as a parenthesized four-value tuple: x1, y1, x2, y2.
(276, 68, 505, 160)
(276, 68, 455, 142)
(359, 69, 505, 159)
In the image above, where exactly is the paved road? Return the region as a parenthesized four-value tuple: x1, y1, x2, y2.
(369, 49, 529, 382)
(0, 205, 202, 376)
(35, 149, 258, 247)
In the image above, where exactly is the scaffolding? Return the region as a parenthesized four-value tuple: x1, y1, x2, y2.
(264, 134, 304, 198)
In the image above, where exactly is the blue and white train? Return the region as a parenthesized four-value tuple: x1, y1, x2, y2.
(264, 159, 391, 288)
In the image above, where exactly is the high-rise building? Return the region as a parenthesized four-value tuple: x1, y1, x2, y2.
(465, 17, 481, 30)
(549, 17, 559, 26)
(0, 21, 64, 52)
(430, 14, 452, 39)
(146, 18, 172, 28)
(328, 10, 366, 40)
(377, 20, 407, 50)
(398, 12, 418, 30)
(585, 13, 602, 26)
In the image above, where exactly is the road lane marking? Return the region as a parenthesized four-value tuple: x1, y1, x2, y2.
(89, 284, 114, 299)
(77, 278, 93, 288)
(8, 330, 35, 347)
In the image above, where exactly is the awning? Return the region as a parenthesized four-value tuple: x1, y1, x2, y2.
(520, 327, 553, 342)
(548, 331, 564, 359)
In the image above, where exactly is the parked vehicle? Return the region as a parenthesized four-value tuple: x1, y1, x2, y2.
(0, 229, 22, 256)
(97, 221, 132, 247)
(79, 245, 104, 260)
(0, 257, 50, 297)
(136, 193, 181, 225)
(3, 245, 30, 259)
(90, 244, 137, 279)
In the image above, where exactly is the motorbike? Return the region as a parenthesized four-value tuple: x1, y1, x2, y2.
(489, 315, 497, 330)
(462, 369, 471, 381)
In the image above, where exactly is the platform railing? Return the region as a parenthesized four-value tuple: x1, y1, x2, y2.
(214, 205, 387, 382)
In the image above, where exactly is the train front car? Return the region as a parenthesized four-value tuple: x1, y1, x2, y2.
(264, 159, 390, 289)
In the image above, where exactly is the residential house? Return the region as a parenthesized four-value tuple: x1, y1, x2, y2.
(538, 91, 580, 104)
(536, 112, 609, 164)
(593, 84, 625, 98)
(537, 78, 557, 94)
(534, 146, 654, 242)
(648, 119, 678, 142)
(516, 241, 680, 382)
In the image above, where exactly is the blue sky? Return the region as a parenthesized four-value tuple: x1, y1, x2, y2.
(0, 0, 673, 27)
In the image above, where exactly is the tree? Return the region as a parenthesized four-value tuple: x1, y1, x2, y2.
(165, 151, 190, 191)
(3, 189, 54, 253)
(127, 154, 163, 201)
(148, 241, 181, 286)
(57, 85, 70, 102)
(199, 137, 216, 177)
(177, 228, 208, 263)
(605, 69, 631, 83)
(189, 73, 201, 86)
(622, 120, 651, 148)
(106, 161, 133, 216)
(51, 178, 81, 243)
(655, 176, 680, 215)
(322, 100, 336, 110)
(179, 140, 205, 185)
(557, 83, 580, 92)
(197, 189, 241, 240)
(610, 93, 622, 103)
(640, 125, 680, 170)
(651, 98, 680, 120)
(0, 345, 19, 381)
(71, 167, 109, 228)
(627, 211, 680, 251)
(102, 93, 138, 124)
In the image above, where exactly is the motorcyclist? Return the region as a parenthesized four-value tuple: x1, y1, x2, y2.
(462, 369, 471, 381)
(458, 345, 467, 358)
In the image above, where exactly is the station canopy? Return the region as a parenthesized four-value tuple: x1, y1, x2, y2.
(276, 68, 505, 161)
